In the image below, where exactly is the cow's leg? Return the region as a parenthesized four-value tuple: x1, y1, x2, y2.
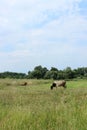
(63, 84, 67, 88)
(50, 85, 53, 90)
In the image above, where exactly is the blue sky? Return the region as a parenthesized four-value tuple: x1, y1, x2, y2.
(0, 0, 87, 73)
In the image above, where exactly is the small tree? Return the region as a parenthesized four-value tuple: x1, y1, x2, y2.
(64, 67, 74, 79)
(27, 65, 48, 79)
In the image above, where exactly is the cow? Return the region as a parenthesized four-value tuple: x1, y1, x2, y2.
(21, 82, 27, 86)
(50, 80, 66, 90)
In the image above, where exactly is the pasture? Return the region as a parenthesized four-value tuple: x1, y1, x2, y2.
(0, 79, 87, 130)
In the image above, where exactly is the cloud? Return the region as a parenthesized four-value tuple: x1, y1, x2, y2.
(0, 0, 87, 72)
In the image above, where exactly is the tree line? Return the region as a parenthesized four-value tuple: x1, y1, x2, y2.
(0, 65, 87, 80)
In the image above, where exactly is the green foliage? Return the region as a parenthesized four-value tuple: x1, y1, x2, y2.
(64, 67, 74, 79)
(50, 67, 58, 72)
(0, 66, 87, 80)
(27, 65, 48, 79)
(27, 66, 87, 80)
(44, 70, 58, 80)
(0, 72, 26, 79)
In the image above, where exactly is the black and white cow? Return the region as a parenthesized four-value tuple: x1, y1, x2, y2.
(50, 80, 66, 90)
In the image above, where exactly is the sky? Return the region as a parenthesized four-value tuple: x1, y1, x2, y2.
(0, 0, 87, 73)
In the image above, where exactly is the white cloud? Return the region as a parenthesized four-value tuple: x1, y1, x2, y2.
(0, 0, 87, 72)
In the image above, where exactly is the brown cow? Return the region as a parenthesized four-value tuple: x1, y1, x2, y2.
(50, 80, 66, 90)
(21, 82, 27, 86)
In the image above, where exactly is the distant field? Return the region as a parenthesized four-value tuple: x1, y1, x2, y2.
(0, 79, 87, 130)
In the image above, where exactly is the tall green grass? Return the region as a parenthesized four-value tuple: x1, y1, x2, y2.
(0, 79, 87, 130)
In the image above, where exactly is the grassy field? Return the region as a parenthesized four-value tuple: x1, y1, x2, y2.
(0, 79, 87, 130)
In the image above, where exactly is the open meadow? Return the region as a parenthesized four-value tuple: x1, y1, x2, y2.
(0, 79, 87, 130)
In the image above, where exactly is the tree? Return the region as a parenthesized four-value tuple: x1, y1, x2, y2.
(27, 65, 48, 79)
(57, 70, 64, 79)
(50, 67, 58, 72)
(44, 67, 58, 79)
(0, 72, 26, 79)
(64, 67, 74, 79)
(44, 71, 52, 79)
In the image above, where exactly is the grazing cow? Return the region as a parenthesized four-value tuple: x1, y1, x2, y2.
(21, 82, 27, 86)
(50, 80, 66, 90)
(6, 83, 11, 86)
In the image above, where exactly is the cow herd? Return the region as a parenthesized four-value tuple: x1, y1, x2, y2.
(6, 80, 67, 90)
(20, 80, 67, 90)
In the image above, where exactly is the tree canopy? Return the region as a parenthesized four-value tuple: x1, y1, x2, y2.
(0, 66, 87, 79)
